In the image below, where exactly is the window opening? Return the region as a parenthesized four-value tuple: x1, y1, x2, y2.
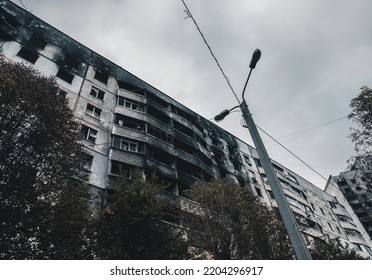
(28, 34, 47, 49)
(94, 69, 109, 84)
(117, 96, 144, 112)
(57, 89, 68, 98)
(86, 103, 102, 119)
(84, 154, 94, 171)
(90, 86, 105, 100)
(112, 136, 139, 153)
(63, 53, 79, 70)
(56, 68, 74, 84)
(17, 47, 38, 64)
(81, 125, 97, 143)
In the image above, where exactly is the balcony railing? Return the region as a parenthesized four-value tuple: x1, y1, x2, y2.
(109, 149, 145, 167)
(146, 158, 177, 179)
(118, 88, 147, 103)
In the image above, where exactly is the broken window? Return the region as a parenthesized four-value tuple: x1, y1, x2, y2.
(118, 80, 145, 95)
(147, 123, 173, 144)
(84, 154, 94, 171)
(147, 145, 173, 165)
(173, 120, 194, 138)
(147, 91, 168, 107)
(94, 69, 109, 84)
(147, 105, 170, 124)
(57, 89, 68, 99)
(90, 86, 105, 100)
(81, 125, 98, 143)
(176, 158, 203, 179)
(63, 53, 79, 70)
(85, 103, 102, 119)
(174, 138, 194, 155)
(110, 160, 132, 176)
(28, 34, 47, 50)
(56, 68, 74, 84)
(115, 114, 144, 130)
(112, 136, 140, 153)
(17, 47, 39, 64)
(117, 96, 144, 112)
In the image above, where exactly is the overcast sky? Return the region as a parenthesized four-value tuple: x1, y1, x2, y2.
(15, 0, 372, 189)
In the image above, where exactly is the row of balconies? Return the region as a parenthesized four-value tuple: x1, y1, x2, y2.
(111, 124, 214, 177)
(109, 148, 209, 187)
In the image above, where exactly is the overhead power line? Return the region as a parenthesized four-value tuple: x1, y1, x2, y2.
(256, 125, 331, 184)
(265, 116, 348, 145)
(181, 0, 240, 104)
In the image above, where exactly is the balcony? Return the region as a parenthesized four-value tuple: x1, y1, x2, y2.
(146, 158, 177, 179)
(147, 99, 171, 117)
(115, 106, 145, 121)
(109, 148, 145, 167)
(118, 88, 146, 103)
(177, 170, 198, 187)
(112, 125, 146, 142)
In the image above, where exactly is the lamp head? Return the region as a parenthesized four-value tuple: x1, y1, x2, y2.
(214, 109, 230, 122)
(249, 49, 261, 69)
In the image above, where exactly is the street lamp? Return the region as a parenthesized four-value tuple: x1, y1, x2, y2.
(215, 49, 312, 260)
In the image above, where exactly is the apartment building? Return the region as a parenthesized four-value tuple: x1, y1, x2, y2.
(326, 157, 372, 244)
(1, 0, 371, 258)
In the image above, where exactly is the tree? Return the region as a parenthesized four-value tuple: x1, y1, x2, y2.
(93, 170, 190, 259)
(182, 178, 294, 259)
(348, 86, 372, 188)
(349, 86, 372, 158)
(0, 53, 91, 259)
(310, 238, 368, 260)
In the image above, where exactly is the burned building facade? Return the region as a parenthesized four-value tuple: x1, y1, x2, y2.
(1, 0, 371, 258)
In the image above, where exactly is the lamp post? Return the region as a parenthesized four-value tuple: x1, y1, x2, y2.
(215, 49, 312, 260)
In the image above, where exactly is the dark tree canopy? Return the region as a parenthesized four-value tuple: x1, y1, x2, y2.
(348, 86, 372, 159)
(348, 86, 372, 189)
(93, 170, 190, 260)
(183, 178, 294, 260)
(311, 238, 368, 260)
(0, 53, 91, 259)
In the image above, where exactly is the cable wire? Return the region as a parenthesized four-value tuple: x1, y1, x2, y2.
(256, 124, 331, 184)
(265, 116, 348, 146)
(181, 0, 240, 104)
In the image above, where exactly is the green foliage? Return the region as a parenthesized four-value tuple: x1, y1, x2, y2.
(349, 86, 372, 158)
(348, 86, 372, 188)
(0, 53, 91, 259)
(183, 178, 294, 259)
(311, 238, 368, 260)
(93, 170, 190, 259)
